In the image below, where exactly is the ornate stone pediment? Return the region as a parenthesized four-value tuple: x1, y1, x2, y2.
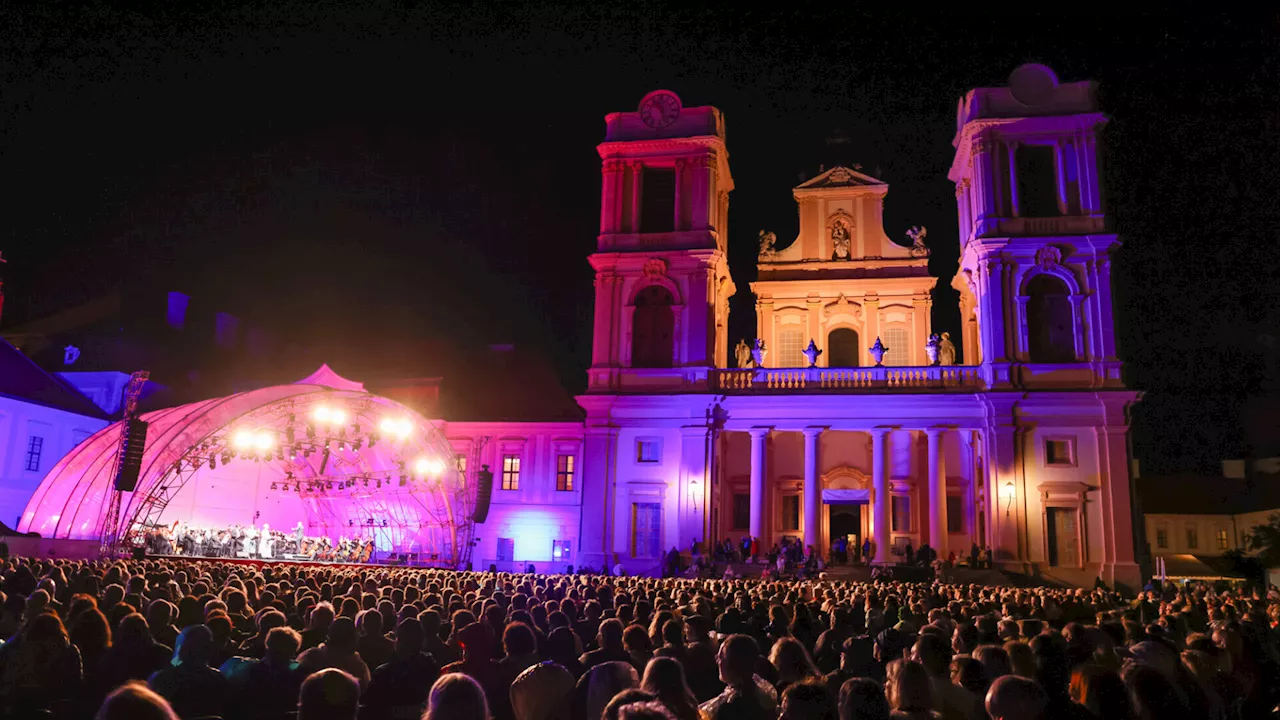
(823, 464, 871, 489)
(795, 165, 887, 189)
(823, 294, 862, 320)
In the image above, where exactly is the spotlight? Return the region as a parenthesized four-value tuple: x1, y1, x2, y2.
(331, 408, 347, 425)
(376, 479, 382, 489)
(221, 452, 232, 465)
(369, 434, 378, 448)
(306, 424, 316, 439)
(255, 431, 273, 451)
(382, 519, 388, 527)
(413, 457, 430, 475)
(326, 482, 333, 490)
(232, 429, 254, 450)
(282, 484, 289, 491)
(349, 519, 354, 527)
(314, 406, 331, 423)
(286, 426, 296, 445)
(399, 475, 407, 486)
(353, 438, 363, 451)
(209, 457, 217, 470)
(270, 482, 278, 490)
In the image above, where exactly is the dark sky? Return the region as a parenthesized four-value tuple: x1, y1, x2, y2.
(2, 4, 1278, 473)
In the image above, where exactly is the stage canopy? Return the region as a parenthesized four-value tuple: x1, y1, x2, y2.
(20, 366, 473, 562)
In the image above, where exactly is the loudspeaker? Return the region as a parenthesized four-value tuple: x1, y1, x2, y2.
(472, 464, 494, 523)
(114, 417, 149, 492)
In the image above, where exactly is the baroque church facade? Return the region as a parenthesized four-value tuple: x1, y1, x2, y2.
(444, 65, 1140, 589)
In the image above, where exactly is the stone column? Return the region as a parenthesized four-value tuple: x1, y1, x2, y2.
(803, 428, 823, 552)
(748, 428, 769, 547)
(927, 428, 948, 558)
(871, 428, 891, 564)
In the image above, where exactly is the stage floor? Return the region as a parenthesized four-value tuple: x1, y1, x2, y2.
(148, 554, 451, 570)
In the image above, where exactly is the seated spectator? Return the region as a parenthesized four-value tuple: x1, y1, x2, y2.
(95, 681, 180, 720)
(364, 618, 442, 720)
(297, 616, 371, 690)
(298, 667, 359, 720)
(426, 672, 490, 720)
(148, 625, 229, 720)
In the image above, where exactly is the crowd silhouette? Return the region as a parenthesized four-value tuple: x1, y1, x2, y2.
(0, 555, 1273, 719)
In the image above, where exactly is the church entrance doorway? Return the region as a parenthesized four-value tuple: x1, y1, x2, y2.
(828, 504, 864, 563)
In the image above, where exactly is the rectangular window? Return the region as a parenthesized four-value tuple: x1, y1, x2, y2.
(1217, 529, 1229, 549)
(639, 167, 676, 233)
(496, 538, 515, 562)
(1045, 438, 1075, 466)
(552, 540, 572, 561)
(1156, 527, 1168, 549)
(883, 327, 909, 367)
(632, 503, 661, 558)
(24, 436, 44, 472)
(1185, 525, 1198, 550)
(501, 454, 521, 491)
(732, 493, 751, 530)
(777, 329, 805, 368)
(946, 495, 964, 534)
(891, 495, 912, 532)
(781, 495, 800, 532)
(1015, 145, 1061, 217)
(636, 440, 660, 463)
(556, 454, 575, 492)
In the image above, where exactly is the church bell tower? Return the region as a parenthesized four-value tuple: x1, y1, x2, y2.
(950, 64, 1123, 389)
(587, 90, 735, 392)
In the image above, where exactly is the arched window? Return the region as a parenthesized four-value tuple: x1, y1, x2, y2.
(827, 328, 860, 367)
(1026, 274, 1076, 362)
(632, 286, 675, 368)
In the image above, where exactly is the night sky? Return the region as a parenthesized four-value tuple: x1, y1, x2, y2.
(2, 5, 1277, 474)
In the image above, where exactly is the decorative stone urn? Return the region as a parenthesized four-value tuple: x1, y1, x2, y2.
(750, 338, 768, 368)
(869, 337, 888, 366)
(802, 339, 823, 368)
(925, 333, 941, 366)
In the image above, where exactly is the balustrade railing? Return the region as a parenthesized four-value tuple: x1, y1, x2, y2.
(712, 365, 984, 392)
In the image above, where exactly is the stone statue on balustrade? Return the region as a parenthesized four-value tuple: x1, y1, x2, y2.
(907, 225, 929, 258)
(925, 333, 941, 366)
(734, 338, 752, 369)
(802, 339, 823, 368)
(831, 223, 851, 261)
(750, 339, 768, 368)
(938, 332, 956, 366)
(757, 230, 777, 260)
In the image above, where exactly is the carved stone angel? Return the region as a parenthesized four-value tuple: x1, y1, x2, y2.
(758, 230, 777, 259)
(734, 338, 752, 369)
(907, 226, 929, 258)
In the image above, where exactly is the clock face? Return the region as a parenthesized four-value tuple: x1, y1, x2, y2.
(638, 90, 681, 129)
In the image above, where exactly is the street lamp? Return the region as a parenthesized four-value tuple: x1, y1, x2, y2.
(1001, 481, 1015, 517)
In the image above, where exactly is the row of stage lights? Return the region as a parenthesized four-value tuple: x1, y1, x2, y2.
(186, 405, 449, 481)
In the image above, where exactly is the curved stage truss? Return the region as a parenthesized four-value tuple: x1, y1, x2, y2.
(21, 367, 477, 567)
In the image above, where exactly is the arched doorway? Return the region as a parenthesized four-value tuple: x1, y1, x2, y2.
(632, 286, 675, 368)
(827, 328, 860, 367)
(1026, 275, 1075, 362)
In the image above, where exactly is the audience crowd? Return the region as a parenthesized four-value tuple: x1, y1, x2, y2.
(0, 555, 1275, 720)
